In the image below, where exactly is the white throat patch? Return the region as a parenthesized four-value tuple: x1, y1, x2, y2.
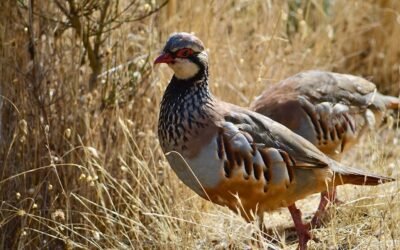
(168, 58, 200, 80)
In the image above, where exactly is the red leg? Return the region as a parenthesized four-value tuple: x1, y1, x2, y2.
(288, 204, 311, 250)
(310, 191, 330, 228)
(310, 187, 342, 228)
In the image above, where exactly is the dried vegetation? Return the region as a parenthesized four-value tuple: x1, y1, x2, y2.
(0, 0, 399, 249)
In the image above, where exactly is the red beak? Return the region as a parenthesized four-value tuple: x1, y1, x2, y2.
(154, 52, 175, 64)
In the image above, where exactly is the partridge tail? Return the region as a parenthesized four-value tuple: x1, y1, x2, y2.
(337, 172, 394, 186)
(331, 161, 395, 186)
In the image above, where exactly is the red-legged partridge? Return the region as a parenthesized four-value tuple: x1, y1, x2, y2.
(155, 33, 394, 250)
(250, 70, 399, 227)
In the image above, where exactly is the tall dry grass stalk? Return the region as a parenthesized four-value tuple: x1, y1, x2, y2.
(0, 0, 399, 249)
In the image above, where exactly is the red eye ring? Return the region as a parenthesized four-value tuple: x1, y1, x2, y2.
(176, 48, 194, 58)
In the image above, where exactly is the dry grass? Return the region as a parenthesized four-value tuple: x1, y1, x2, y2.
(0, 0, 399, 249)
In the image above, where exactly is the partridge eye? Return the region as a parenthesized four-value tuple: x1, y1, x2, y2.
(176, 48, 193, 58)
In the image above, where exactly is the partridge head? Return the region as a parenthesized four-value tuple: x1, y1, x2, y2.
(155, 32, 394, 250)
(154, 32, 208, 80)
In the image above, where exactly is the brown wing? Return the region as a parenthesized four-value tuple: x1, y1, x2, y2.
(220, 102, 332, 167)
